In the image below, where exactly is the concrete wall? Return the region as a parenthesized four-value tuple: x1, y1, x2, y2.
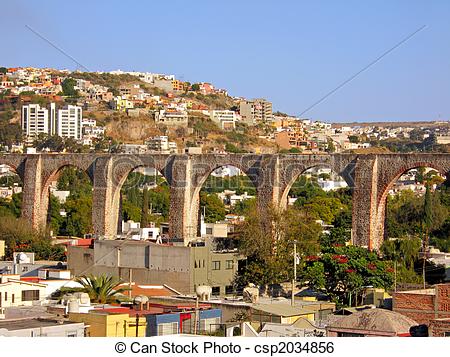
(190, 245, 241, 295)
(0, 321, 85, 337)
(68, 241, 192, 294)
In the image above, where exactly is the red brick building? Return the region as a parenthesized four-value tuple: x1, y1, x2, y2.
(429, 318, 450, 336)
(393, 284, 450, 325)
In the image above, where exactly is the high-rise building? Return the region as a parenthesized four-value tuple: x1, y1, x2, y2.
(57, 105, 83, 140)
(239, 98, 272, 125)
(21, 103, 56, 137)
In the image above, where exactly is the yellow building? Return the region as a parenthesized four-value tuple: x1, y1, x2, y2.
(171, 80, 185, 92)
(69, 309, 147, 337)
(114, 97, 134, 112)
(250, 304, 315, 325)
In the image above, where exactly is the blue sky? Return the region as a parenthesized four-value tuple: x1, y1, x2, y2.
(2, 0, 450, 122)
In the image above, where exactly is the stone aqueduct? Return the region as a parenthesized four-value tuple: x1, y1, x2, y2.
(1, 153, 450, 250)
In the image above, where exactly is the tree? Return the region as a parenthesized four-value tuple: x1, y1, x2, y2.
(348, 135, 359, 143)
(200, 192, 226, 223)
(61, 77, 79, 97)
(301, 244, 393, 307)
(327, 138, 336, 153)
(75, 274, 129, 304)
(0, 216, 65, 260)
(236, 203, 321, 287)
(122, 199, 141, 222)
(191, 83, 200, 91)
(47, 193, 63, 234)
(320, 227, 350, 248)
(141, 188, 149, 227)
(62, 194, 93, 237)
(0, 67, 7, 74)
(0, 192, 22, 218)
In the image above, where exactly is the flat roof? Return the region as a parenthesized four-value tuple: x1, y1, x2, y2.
(251, 303, 315, 317)
(0, 318, 81, 331)
(396, 288, 435, 295)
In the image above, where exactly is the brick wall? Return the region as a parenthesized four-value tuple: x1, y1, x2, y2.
(429, 318, 450, 337)
(393, 284, 450, 325)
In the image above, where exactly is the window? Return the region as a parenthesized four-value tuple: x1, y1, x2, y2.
(206, 227, 213, 235)
(200, 317, 221, 333)
(212, 261, 221, 270)
(66, 331, 77, 337)
(157, 322, 178, 336)
(225, 260, 234, 270)
(445, 332, 450, 337)
(211, 286, 220, 296)
(22, 290, 40, 301)
(225, 285, 234, 295)
(4, 292, 7, 301)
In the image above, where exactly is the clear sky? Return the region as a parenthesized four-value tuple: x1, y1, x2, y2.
(2, 0, 450, 122)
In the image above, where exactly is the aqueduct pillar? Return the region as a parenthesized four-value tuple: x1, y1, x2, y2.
(21, 155, 45, 231)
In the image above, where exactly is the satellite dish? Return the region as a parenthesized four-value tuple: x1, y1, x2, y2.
(17, 252, 29, 264)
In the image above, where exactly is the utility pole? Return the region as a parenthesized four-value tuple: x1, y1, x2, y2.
(128, 269, 133, 299)
(291, 240, 298, 306)
(422, 228, 429, 289)
(194, 296, 199, 335)
(394, 260, 397, 293)
(135, 313, 139, 337)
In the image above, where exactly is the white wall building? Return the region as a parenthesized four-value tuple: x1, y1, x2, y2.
(210, 110, 237, 130)
(21, 103, 56, 137)
(154, 109, 188, 127)
(146, 136, 177, 153)
(57, 105, 83, 140)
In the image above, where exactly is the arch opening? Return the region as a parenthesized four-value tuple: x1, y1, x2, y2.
(117, 166, 170, 241)
(283, 166, 352, 232)
(44, 165, 94, 238)
(381, 166, 449, 285)
(0, 164, 23, 218)
(196, 165, 257, 237)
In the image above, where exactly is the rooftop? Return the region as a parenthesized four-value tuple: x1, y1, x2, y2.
(395, 288, 436, 295)
(251, 303, 315, 317)
(327, 308, 418, 334)
(115, 283, 181, 297)
(0, 318, 81, 331)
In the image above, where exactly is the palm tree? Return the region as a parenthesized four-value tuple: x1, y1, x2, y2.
(75, 274, 129, 304)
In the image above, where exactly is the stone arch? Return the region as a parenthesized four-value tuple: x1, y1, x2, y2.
(40, 163, 95, 235)
(188, 154, 262, 239)
(278, 161, 352, 210)
(108, 155, 173, 237)
(37, 155, 98, 233)
(372, 156, 450, 250)
(0, 154, 27, 182)
(377, 161, 449, 207)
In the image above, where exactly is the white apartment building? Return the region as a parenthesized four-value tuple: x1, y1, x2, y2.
(82, 118, 96, 127)
(210, 110, 237, 130)
(57, 105, 83, 140)
(21, 103, 56, 137)
(83, 126, 105, 138)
